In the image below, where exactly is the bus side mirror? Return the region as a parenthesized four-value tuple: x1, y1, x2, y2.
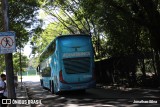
(37, 65, 40, 72)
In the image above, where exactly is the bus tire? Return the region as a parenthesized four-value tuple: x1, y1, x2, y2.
(40, 79, 45, 89)
(54, 87, 61, 95)
(50, 81, 54, 94)
(40, 79, 43, 86)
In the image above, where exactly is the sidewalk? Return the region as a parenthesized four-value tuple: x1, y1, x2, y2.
(16, 82, 30, 107)
(15, 75, 40, 107)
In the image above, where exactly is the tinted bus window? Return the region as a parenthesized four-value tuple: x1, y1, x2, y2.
(63, 57, 90, 74)
(42, 67, 51, 77)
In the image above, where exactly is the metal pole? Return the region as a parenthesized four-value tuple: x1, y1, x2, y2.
(1, 0, 16, 107)
(20, 45, 22, 89)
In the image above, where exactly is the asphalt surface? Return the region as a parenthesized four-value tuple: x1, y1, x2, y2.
(26, 82, 160, 107)
(15, 76, 160, 107)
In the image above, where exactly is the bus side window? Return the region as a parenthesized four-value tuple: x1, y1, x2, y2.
(42, 67, 51, 77)
(48, 41, 56, 56)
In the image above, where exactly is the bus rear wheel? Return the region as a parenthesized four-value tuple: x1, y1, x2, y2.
(50, 81, 54, 94)
(40, 79, 45, 89)
(40, 79, 43, 86)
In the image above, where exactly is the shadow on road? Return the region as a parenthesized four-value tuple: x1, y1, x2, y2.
(26, 82, 160, 107)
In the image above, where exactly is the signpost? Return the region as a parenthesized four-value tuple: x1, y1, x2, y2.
(0, 31, 16, 54)
(1, 0, 16, 106)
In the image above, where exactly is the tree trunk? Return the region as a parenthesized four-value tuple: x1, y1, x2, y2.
(154, 50, 160, 76)
(141, 58, 146, 78)
(152, 50, 158, 76)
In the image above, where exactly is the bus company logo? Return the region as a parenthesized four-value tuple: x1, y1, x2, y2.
(2, 99, 42, 105)
(63, 52, 90, 58)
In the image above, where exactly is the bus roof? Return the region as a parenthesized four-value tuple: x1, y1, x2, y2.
(55, 34, 91, 40)
(43, 34, 90, 50)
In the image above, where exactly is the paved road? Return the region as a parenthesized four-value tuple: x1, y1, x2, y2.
(21, 76, 160, 107)
(18, 75, 40, 82)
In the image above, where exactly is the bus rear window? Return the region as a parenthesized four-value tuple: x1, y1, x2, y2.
(63, 57, 90, 74)
(59, 36, 91, 52)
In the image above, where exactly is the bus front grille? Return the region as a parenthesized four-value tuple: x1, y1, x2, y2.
(63, 57, 90, 74)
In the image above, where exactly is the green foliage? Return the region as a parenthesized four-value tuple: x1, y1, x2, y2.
(0, 55, 5, 73)
(13, 52, 29, 72)
(32, 0, 100, 60)
(80, 0, 160, 86)
(0, 0, 42, 73)
(31, 22, 69, 56)
(40, 0, 91, 34)
(34, 0, 160, 86)
(29, 57, 39, 69)
(0, 0, 42, 48)
(80, 0, 160, 56)
(0, 53, 28, 73)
